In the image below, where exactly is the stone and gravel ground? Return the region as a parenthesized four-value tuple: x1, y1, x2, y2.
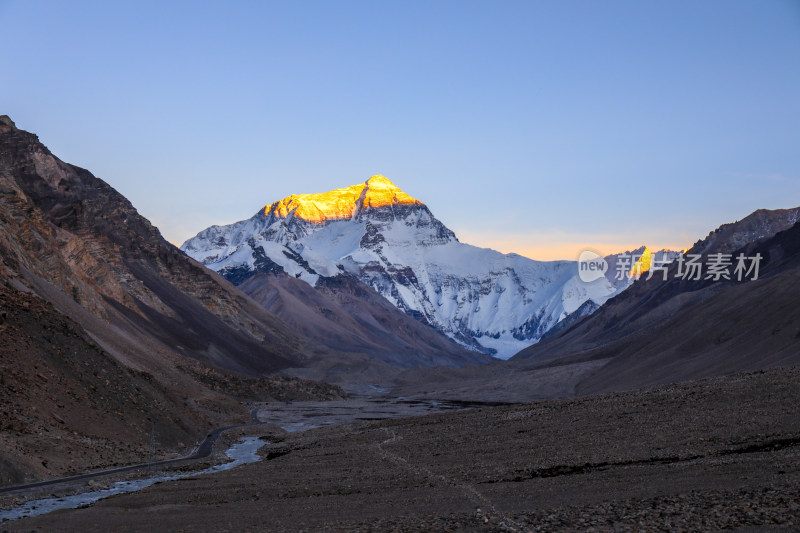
(4, 367, 799, 532)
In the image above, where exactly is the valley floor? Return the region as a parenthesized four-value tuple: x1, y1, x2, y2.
(6, 366, 800, 532)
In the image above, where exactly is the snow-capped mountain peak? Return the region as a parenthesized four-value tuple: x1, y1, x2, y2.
(182, 175, 624, 358)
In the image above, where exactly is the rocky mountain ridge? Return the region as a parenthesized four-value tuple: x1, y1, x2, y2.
(0, 115, 343, 484)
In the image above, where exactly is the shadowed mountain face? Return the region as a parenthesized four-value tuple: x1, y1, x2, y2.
(0, 115, 303, 376)
(0, 283, 202, 486)
(0, 116, 351, 484)
(510, 210, 800, 395)
(238, 271, 490, 372)
(391, 208, 800, 403)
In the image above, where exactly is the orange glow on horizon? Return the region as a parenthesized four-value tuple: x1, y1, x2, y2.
(265, 175, 422, 223)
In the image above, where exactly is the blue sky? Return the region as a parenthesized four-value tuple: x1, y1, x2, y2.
(2, 0, 799, 259)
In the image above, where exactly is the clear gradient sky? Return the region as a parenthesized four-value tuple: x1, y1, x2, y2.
(2, 1, 799, 260)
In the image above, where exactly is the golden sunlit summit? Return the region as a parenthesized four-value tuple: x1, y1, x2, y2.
(628, 246, 652, 278)
(265, 175, 422, 223)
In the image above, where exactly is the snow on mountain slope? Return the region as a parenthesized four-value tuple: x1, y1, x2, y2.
(182, 175, 619, 358)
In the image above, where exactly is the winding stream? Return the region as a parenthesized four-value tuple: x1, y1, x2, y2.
(0, 436, 266, 523)
(1, 395, 489, 523)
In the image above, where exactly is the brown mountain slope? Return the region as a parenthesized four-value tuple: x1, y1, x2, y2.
(0, 116, 347, 484)
(571, 215, 800, 394)
(394, 208, 800, 402)
(239, 272, 490, 371)
(0, 284, 207, 486)
(0, 115, 305, 376)
(509, 213, 800, 394)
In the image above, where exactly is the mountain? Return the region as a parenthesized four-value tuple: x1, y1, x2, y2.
(0, 115, 306, 376)
(182, 175, 620, 358)
(508, 207, 800, 392)
(0, 116, 344, 483)
(238, 272, 489, 377)
(688, 207, 800, 255)
(0, 282, 201, 486)
(541, 246, 681, 339)
(391, 207, 800, 402)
